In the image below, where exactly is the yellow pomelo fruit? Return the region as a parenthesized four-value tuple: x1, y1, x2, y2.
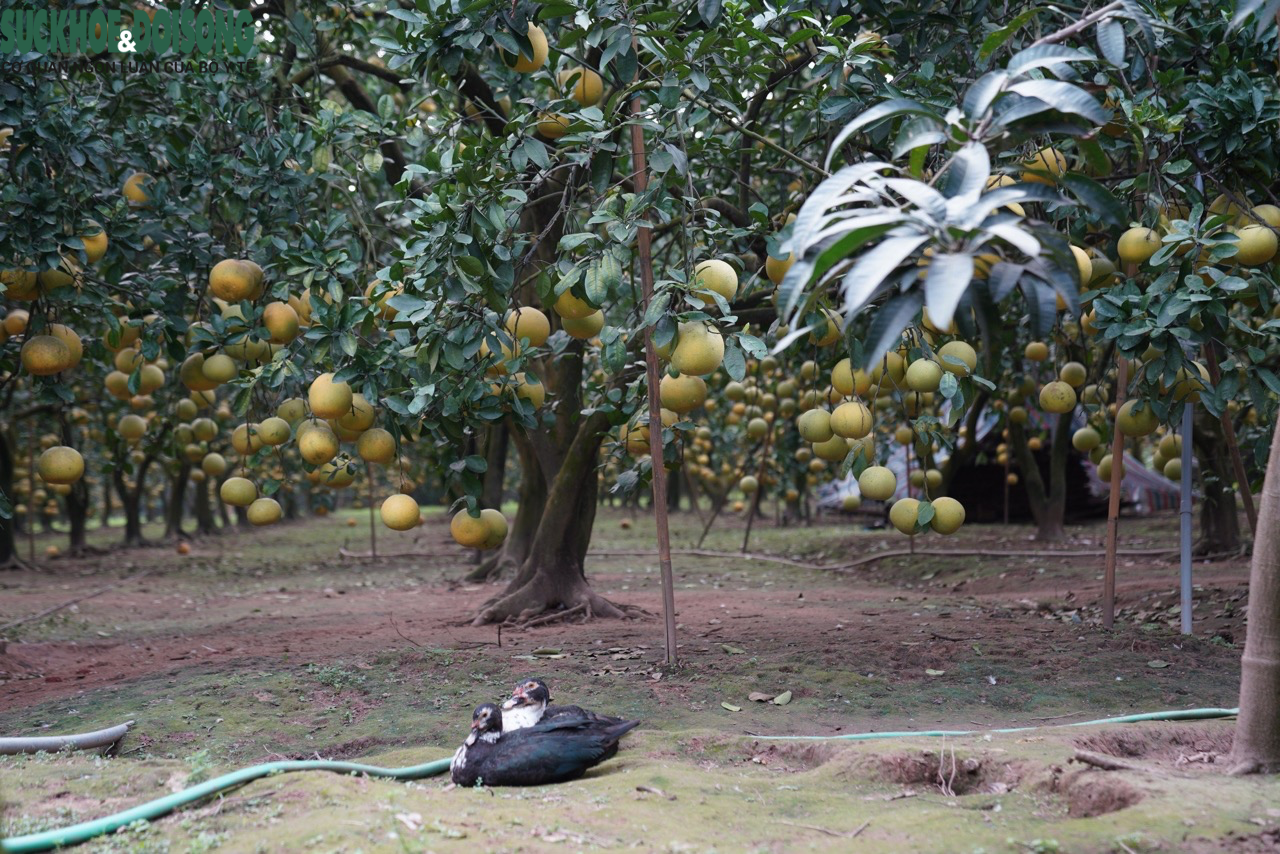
(2, 308, 30, 335)
(1, 269, 39, 301)
(180, 354, 219, 392)
(1070, 245, 1092, 288)
(298, 422, 340, 465)
(505, 23, 548, 73)
(1072, 427, 1101, 452)
(40, 258, 79, 291)
(1117, 227, 1161, 265)
(1251, 205, 1280, 228)
(830, 401, 872, 439)
(115, 348, 144, 373)
(480, 508, 508, 549)
(309, 372, 353, 419)
(256, 416, 291, 446)
(381, 494, 421, 531)
(1170, 362, 1209, 402)
(765, 252, 795, 286)
(104, 370, 131, 400)
(505, 306, 551, 347)
(562, 310, 604, 339)
(1163, 458, 1182, 480)
(660, 373, 707, 413)
(513, 372, 545, 409)
(536, 112, 570, 139)
(37, 446, 84, 485)
(48, 324, 82, 368)
(671, 321, 725, 376)
(1096, 453, 1122, 481)
(338, 393, 375, 433)
(905, 359, 942, 393)
(1059, 361, 1087, 387)
(277, 397, 306, 425)
(1020, 147, 1066, 185)
(82, 225, 108, 264)
(1009, 406, 1028, 425)
(1232, 225, 1278, 266)
(263, 302, 300, 344)
(739, 475, 759, 494)
(809, 308, 843, 346)
(231, 423, 264, 455)
(201, 353, 238, 384)
(176, 398, 198, 421)
(1117, 399, 1158, 437)
(317, 459, 355, 489)
(357, 427, 397, 464)
(889, 497, 920, 534)
(138, 363, 165, 393)
(797, 408, 833, 443)
(693, 259, 738, 305)
(220, 477, 256, 507)
(247, 497, 282, 526)
(937, 341, 977, 376)
(122, 171, 152, 205)
(558, 66, 603, 107)
(930, 496, 965, 535)
(858, 465, 896, 501)
(813, 433, 850, 462)
(1039, 380, 1077, 414)
(209, 259, 263, 302)
(21, 335, 72, 376)
(451, 509, 490, 548)
(201, 453, 228, 477)
(553, 289, 596, 319)
(870, 351, 906, 387)
(1024, 341, 1049, 361)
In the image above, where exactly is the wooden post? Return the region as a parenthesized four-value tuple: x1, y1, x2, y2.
(367, 466, 377, 559)
(741, 426, 771, 553)
(629, 91, 678, 665)
(1203, 344, 1258, 536)
(1103, 357, 1129, 629)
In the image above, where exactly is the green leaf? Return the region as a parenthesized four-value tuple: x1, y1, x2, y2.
(978, 7, 1045, 61)
(721, 702, 742, 712)
(1060, 173, 1128, 228)
(722, 338, 746, 381)
(1095, 18, 1126, 66)
(721, 645, 745, 654)
(861, 291, 924, 371)
(771, 690, 792, 705)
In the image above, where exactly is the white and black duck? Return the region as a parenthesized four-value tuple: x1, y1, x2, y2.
(501, 677, 625, 730)
(450, 702, 639, 787)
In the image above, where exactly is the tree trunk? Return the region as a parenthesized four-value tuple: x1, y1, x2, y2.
(0, 429, 15, 567)
(113, 469, 147, 548)
(1231, 417, 1280, 773)
(165, 463, 190, 540)
(471, 412, 629, 624)
(481, 422, 508, 510)
(467, 428, 547, 582)
(1194, 414, 1241, 554)
(66, 481, 88, 555)
(1009, 413, 1070, 541)
(194, 477, 218, 535)
(100, 476, 112, 527)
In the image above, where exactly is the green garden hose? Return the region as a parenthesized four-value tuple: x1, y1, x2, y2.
(0, 756, 453, 853)
(758, 706, 1239, 740)
(0, 707, 1239, 852)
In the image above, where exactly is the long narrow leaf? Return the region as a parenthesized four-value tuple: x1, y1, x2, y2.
(963, 71, 1011, 120)
(825, 100, 942, 170)
(837, 232, 930, 317)
(1007, 80, 1109, 124)
(923, 252, 975, 332)
(1059, 172, 1128, 227)
(1005, 44, 1095, 76)
(861, 291, 924, 371)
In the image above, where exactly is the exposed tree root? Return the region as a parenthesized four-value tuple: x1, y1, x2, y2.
(0, 556, 37, 572)
(465, 552, 520, 583)
(471, 575, 647, 626)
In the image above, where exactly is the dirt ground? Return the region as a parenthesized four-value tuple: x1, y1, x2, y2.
(1, 507, 1275, 852)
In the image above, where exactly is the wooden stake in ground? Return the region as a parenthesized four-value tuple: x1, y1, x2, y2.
(1103, 357, 1129, 629)
(367, 467, 377, 560)
(1204, 344, 1258, 536)
(628, 92, 678, 666)
(1179, 401, 1194, 635)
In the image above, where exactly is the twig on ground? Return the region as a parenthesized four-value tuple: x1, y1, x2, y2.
(0, 568, 156, 634)
(1071, 749, 1145, 772)
(390, 614, 423, 648)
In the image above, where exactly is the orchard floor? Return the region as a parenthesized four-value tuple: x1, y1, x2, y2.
(1, 507, 1276, 853)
